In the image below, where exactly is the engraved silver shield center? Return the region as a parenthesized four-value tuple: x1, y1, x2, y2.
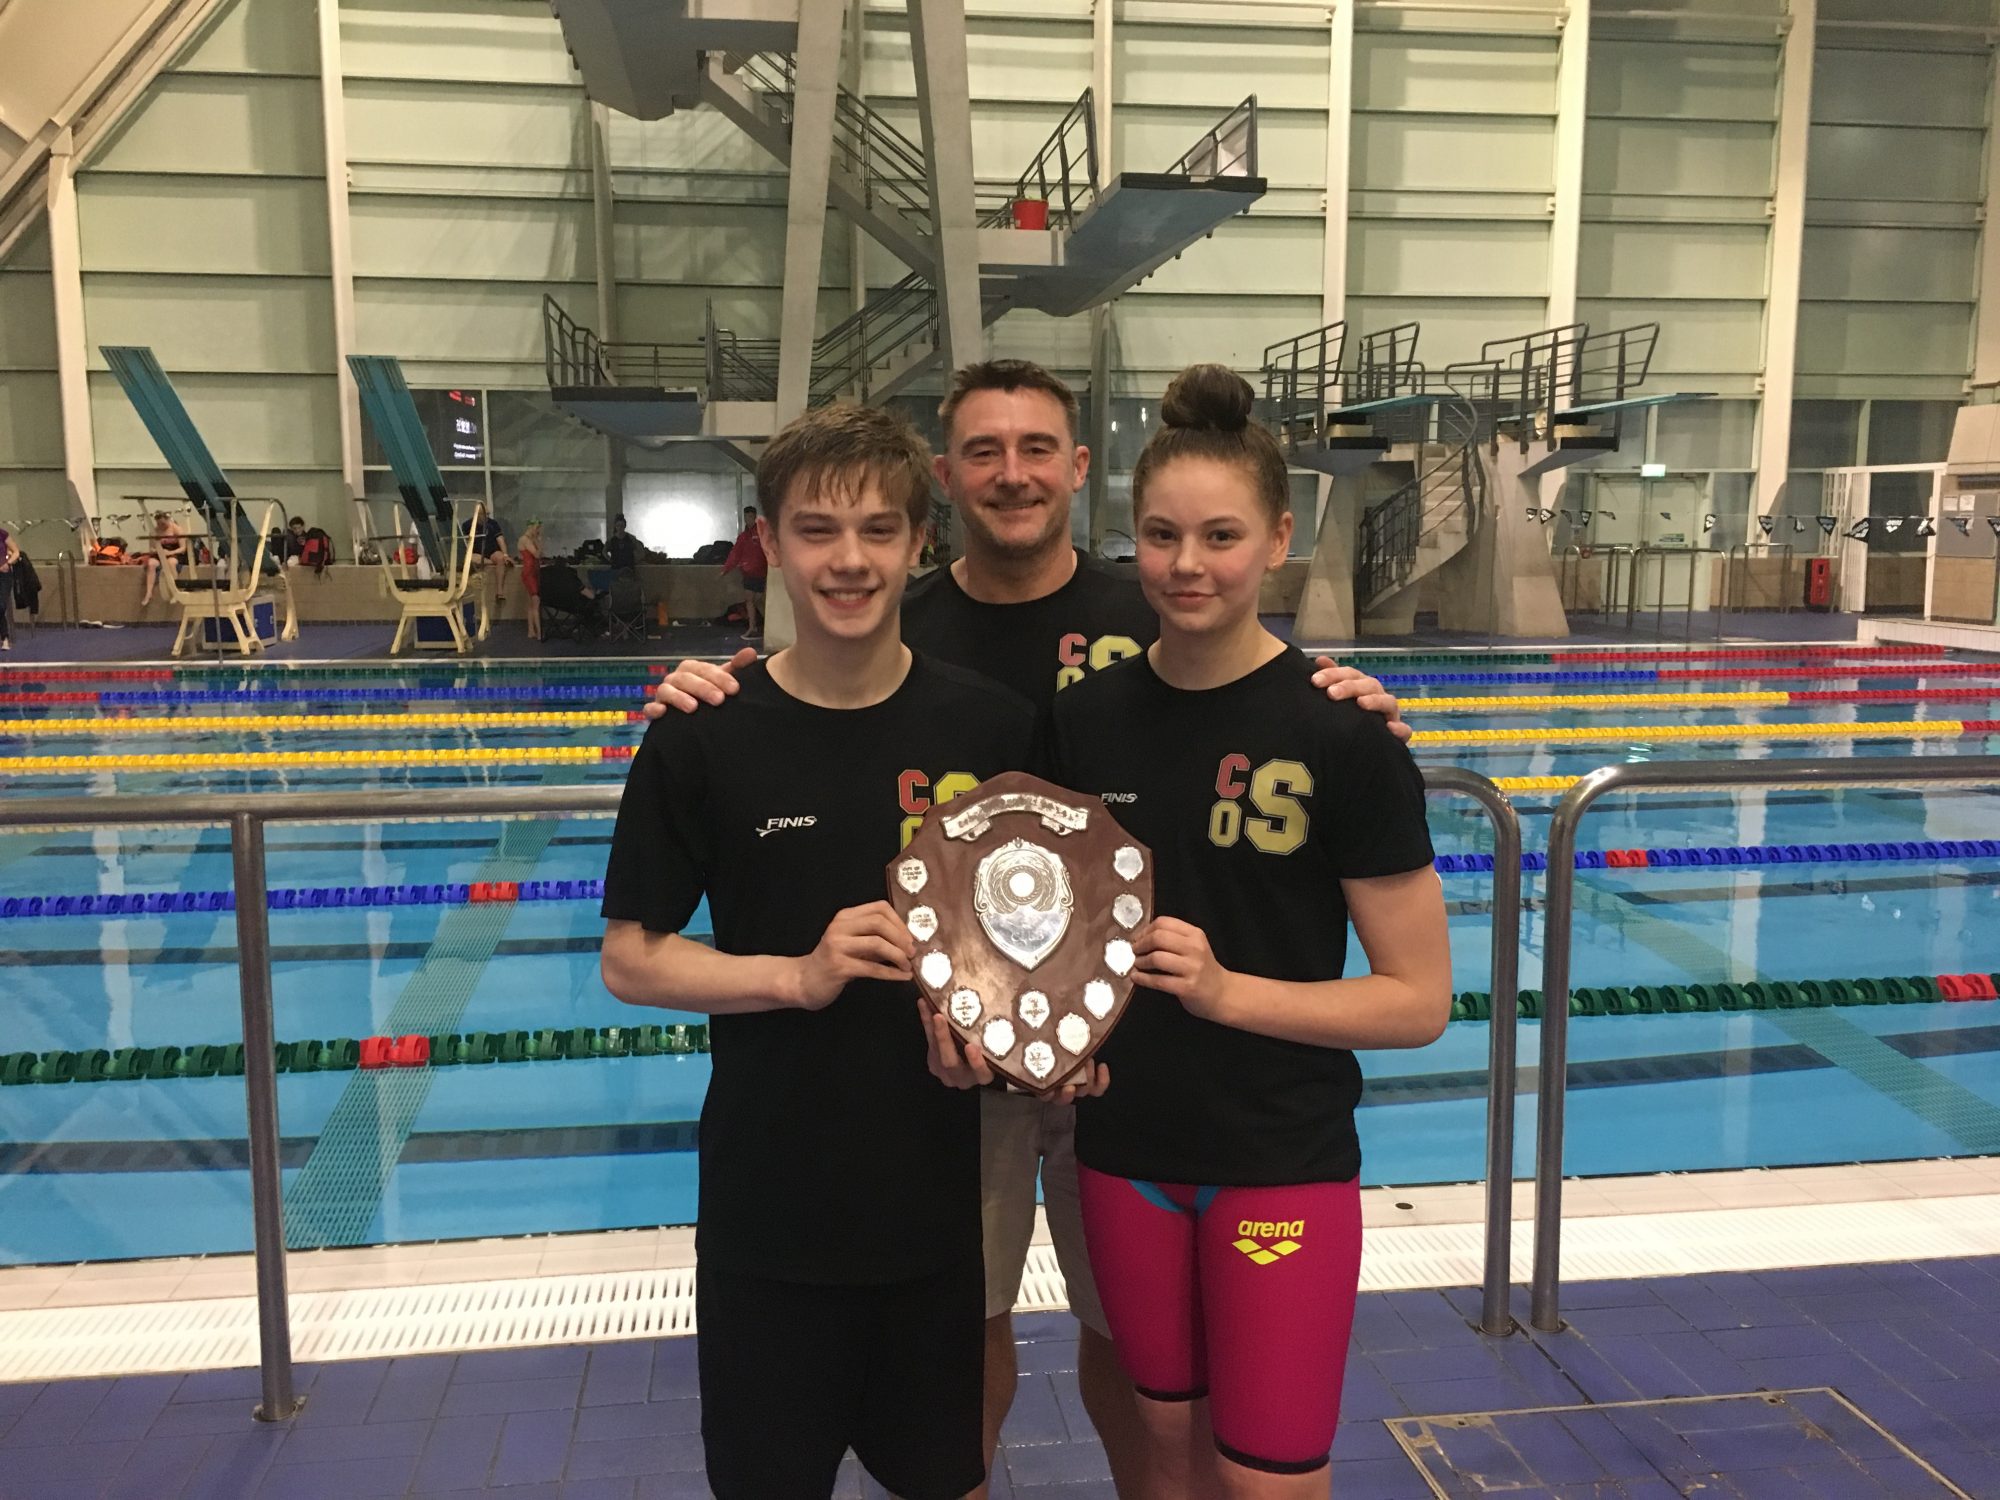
(973, 838, 1073, 972)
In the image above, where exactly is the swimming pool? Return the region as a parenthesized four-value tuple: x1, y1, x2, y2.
(3, 646, 1998, 1267)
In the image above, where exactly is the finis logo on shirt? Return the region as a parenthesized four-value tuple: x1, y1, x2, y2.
(1101, 792, 1138, 804)
(756, 815, 818, 838)
(1232, 1218, 1304, 1266)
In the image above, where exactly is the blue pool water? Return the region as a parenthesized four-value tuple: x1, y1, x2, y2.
(2, 652, 1999, 1266)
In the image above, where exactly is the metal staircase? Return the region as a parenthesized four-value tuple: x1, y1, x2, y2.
(1354, 382, 1484, 614)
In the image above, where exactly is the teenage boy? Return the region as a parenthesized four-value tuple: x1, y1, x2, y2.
(601, 401, 1099, 1500)
(641, 361, 1407, 1499)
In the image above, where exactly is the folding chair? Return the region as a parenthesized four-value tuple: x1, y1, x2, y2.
(601, 567, 648, 643)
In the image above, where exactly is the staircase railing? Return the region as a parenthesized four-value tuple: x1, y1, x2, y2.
(1355, 381, 1483, 611)
(543, 295, 609, 388)
(736, 51, 935, 233)
(1568, 324, 1659, 410)
(1260, 323, 1346, 451)
(985, 88, 1098, 229)
(1166, 95, 1259, 180)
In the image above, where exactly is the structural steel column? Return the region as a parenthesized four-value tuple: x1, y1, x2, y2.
(1322, 1, 1353, 334)
(587, 100, 624, 529)
(907, 0, 983, 372)
(1087, 0, 1113, 548)
(847, 0, 869, 321)
(1756, 0, 1816, 517)
(1547, 0, 1590, 330)
(777, 0, 845, 420)
(316, 0, 363, 518)
(1973, 43, 2000, 386)
(44, 130, 97, 524)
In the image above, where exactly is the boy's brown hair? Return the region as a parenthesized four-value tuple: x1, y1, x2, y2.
(756, 402, 934, 530)
(938, 360, 1079, 445)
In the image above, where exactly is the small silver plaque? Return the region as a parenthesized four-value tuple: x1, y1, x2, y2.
(1056, 1014, 1091, 1054)
(1112, 894, 1142, 930)
(920, 951, 953, 989)
(1018, 990, 1050, 1028)
(974, 838, 1074, 971)
(1023, 1041, 1056, 1080)
(898, 858, 929, 894)
(949, 988, 982, 1028)
(1112, 846, 1144, 881)
(982, 1017, 1017, 1057)
(1104, 940, 1134, 977)
(908, 906, 939, 942)
(1083, 979, 1115, 1019)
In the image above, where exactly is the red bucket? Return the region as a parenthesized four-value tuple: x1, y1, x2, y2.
(1011, 197, 1049, 231)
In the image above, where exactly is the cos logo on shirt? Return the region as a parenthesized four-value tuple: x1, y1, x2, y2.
(897, 768, 979, 849)
(1209, 753, 1312, 855)
(1055, 632, 1143, 692)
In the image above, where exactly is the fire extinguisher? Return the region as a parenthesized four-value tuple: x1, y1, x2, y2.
(1805, 556, 1832, 610)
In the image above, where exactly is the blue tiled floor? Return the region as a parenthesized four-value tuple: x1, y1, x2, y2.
(2, 1256, 1997, 1498)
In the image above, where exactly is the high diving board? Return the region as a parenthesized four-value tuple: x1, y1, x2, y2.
(1555, 391, 1714, 422)
(99, 345, 299, 655)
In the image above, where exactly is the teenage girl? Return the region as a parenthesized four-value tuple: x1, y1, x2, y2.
(1043, 364, 1452, 1497)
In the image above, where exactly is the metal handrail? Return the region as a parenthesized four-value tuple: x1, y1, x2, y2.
(997, 88, 1099, 230)
(1356, 379, 1483, 611)
(1261, 322, 1347, 447)
(1165, 95, 1259, 180)
(1624, 543, 1717, 641)
(1421, 768, 1525, 1337)
(738, 52, 934, 229)
(1718, 540, 1797, 639)
(1531, 755, 2000, 1333)
(0, 787, 627, 1421)
(0, 765, 1528, 1410)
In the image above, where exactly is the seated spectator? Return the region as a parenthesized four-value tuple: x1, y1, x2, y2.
(139, 512, 187, 606)
(279, 516, 308, 567)
(608, 513, 638, 570)
(468, 513, 513, 602)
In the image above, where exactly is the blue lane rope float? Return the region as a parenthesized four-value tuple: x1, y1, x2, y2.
(14, 839, 2000, 920)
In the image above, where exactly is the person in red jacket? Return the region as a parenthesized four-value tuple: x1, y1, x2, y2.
(720, 505, 768, 641)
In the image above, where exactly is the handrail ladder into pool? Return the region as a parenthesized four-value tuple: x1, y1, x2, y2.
(0, 770, 1523, 1417)
(1530, 753, 2000, 1337)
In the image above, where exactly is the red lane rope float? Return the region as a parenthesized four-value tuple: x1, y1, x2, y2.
(1789, 687, 2000, 704)
(1658, 662, 2000, 681)
(0, 669, 174, 682)
(1551, 645, 1945, 664)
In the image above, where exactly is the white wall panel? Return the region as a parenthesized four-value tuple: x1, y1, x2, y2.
(1577, 299, 1766, 378)
(1354, 35, 1558, 115)
(0, 471, 70, 524)
(1132, 218, 1321, 297)
(345, 80, 584, 169)
(1118, 23, 1328, 112)
(82, 275, 335, 374)
(867, 13, 1091, 102)
(1797, 303, 1973, 377)
(1351, 220, 1548, 299)
(1354, 115, 1554, 193)
(1588, 42, 1779, 122)
(178, 0, 321, 76)
(77, 177, 331, 275)
(342, 0, 579, 85)
(1802, 227, 1978, 303)
(89, 373, 341, 469)
(1584, 119, 1774, 198)
(92, 467, 348, 522)
(357, 281, 586, 366)
(91, 76, 325, 176)
(1343, 297, 1550, 367)
(1103, 294, 1319, 376)
(350, 198, 593, 282)
(609, 108, 783, 182)
(0, 271, 57, 370)
(0, 375, 64, 467)
(1578, 223, 1769, 300)
(1813, 47, 1988, 128)
(1808, 123, 1985, 204)
(616, 200, 851, 288)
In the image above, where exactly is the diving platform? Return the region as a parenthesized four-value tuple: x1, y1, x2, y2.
(99, 345, 300, 656)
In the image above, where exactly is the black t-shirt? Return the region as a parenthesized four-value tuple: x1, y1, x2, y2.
(901, 550, 1158, 713)
(1046, 647, 1435, 1187)
(602, 653, 1035, 1284)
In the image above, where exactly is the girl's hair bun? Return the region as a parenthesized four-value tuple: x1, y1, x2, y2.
(1159, 363, 1254, 433)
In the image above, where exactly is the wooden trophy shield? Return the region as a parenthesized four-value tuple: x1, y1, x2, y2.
(887, 771, 1153, 1095)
